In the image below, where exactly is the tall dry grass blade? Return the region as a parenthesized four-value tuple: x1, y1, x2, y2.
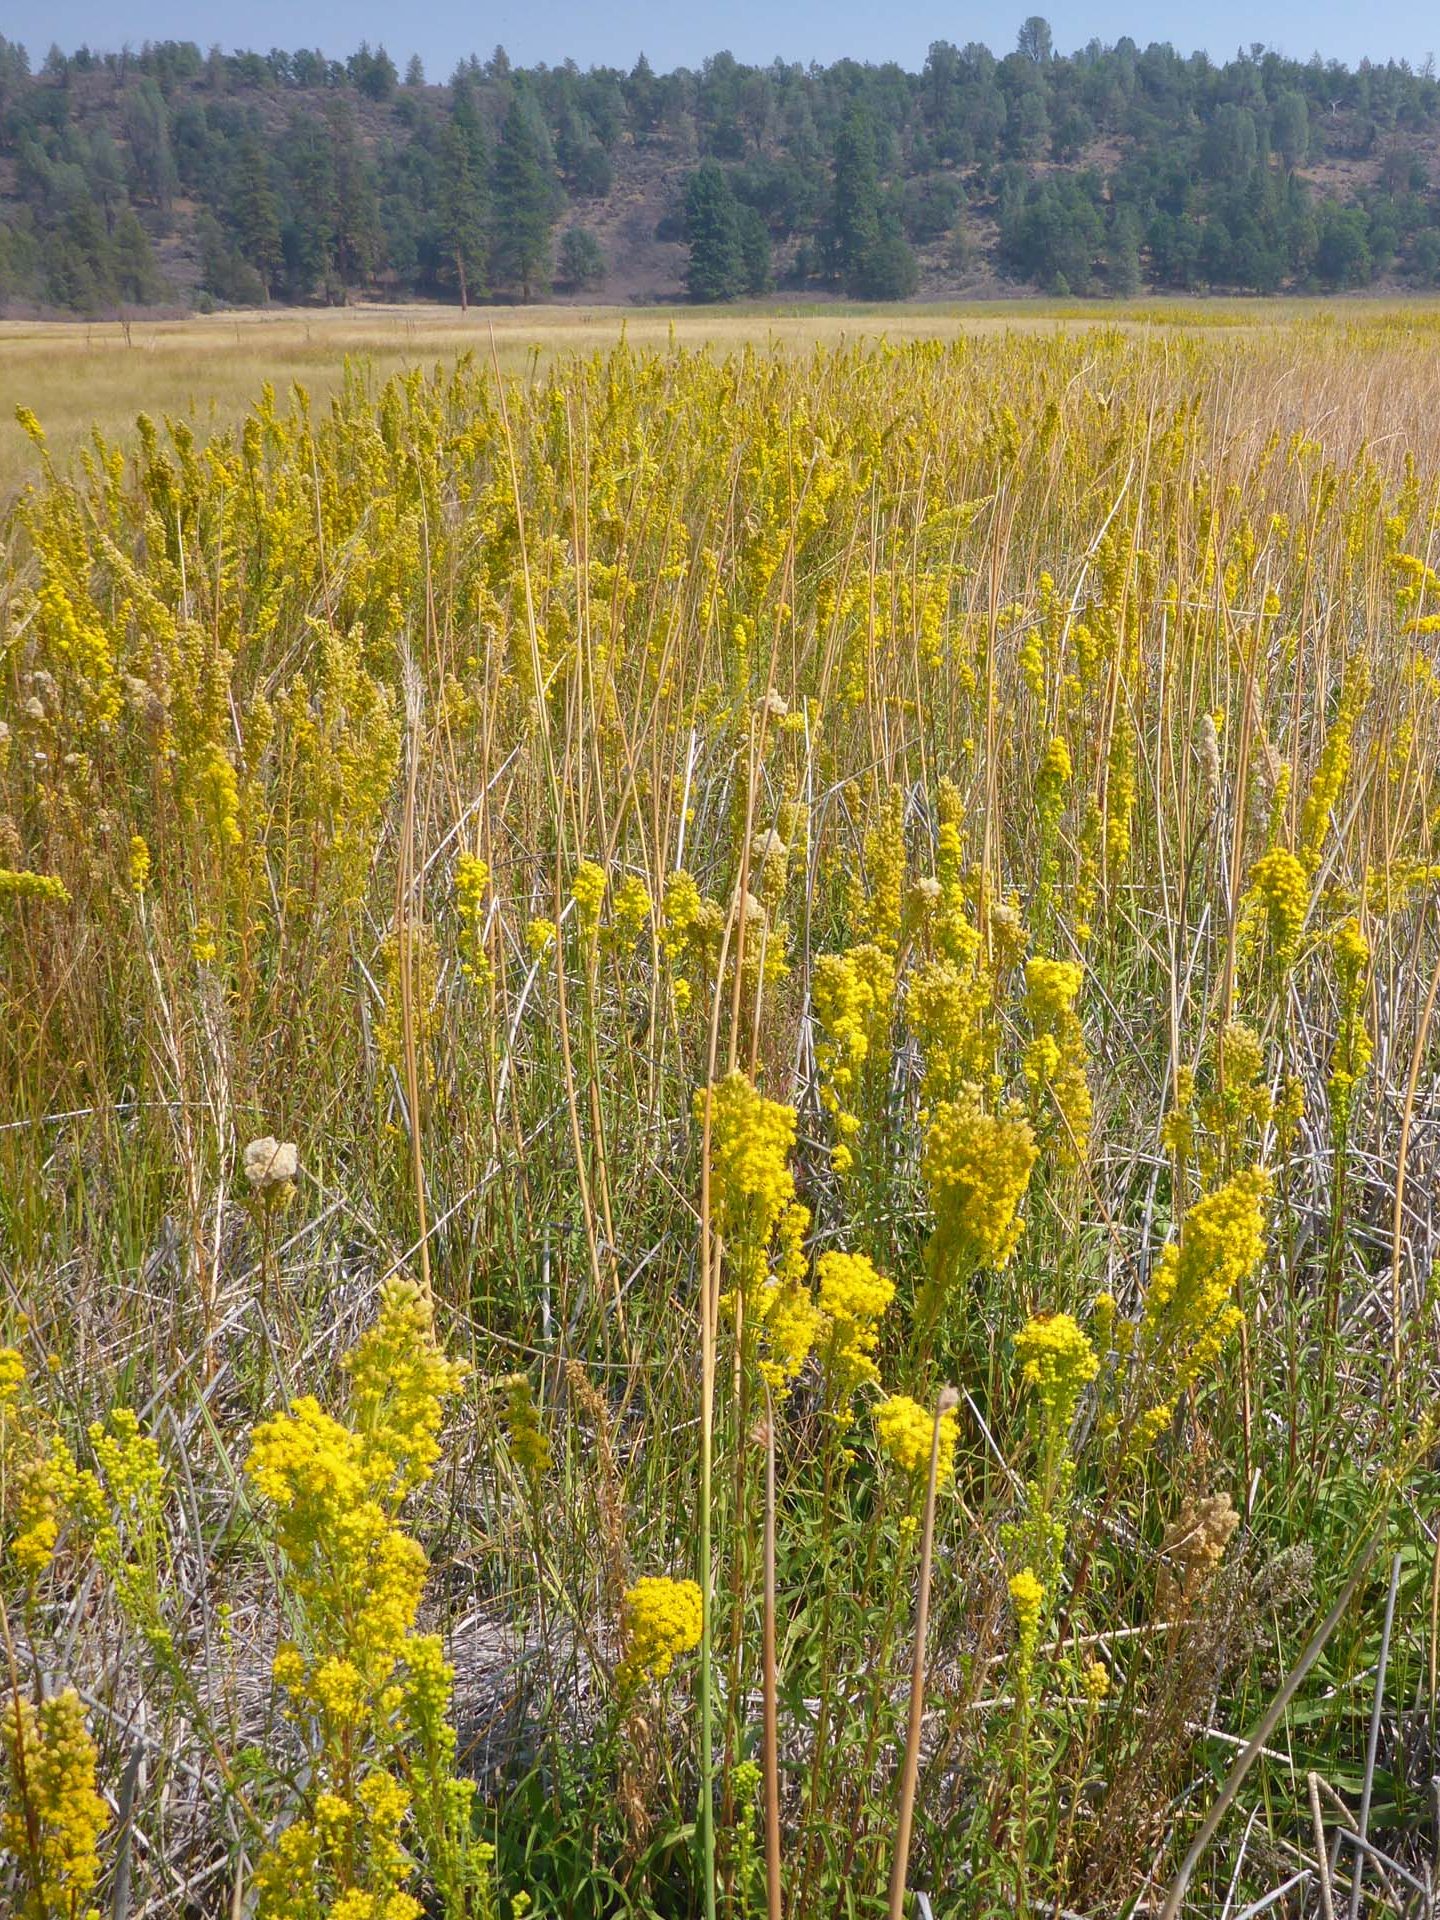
(396, 647, 431, 1305)
(1347, 1551, 1401, 1920)
(1309, 1771, 1337, 1920)
(888, 1386, 958, 1920)
(1389, 923, 1440, 1375)
(763, 1402, 783, 1920)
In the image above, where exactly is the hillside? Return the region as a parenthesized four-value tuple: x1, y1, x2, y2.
(5, 30, 1440, 310)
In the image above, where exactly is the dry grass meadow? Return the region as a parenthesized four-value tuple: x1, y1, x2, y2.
(3, 297, 1440, 1920)
(7, 292, 1440, 497)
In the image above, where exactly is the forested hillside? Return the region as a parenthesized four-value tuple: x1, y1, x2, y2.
(6, 24, 1440, 310)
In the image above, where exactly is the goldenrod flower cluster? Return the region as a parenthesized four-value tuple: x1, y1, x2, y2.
(1175, 1023, 1274, 1180)
(454, 852, 491, 987)
(610, 873, 654, 953)
(1299, 656, 1370, 867)
(921, 1088, 1037, 1316)
(1008, 1566, 1046, 1670)
(816, 1250, 894, 1404)
(752, 1201, 822, 1393)
(498, 1372, 552, 1479)
(1132, 1168, 1271, 1458)
(571, 860, 608, 942)
(854, 788, 908, 951)
(1014, 1313, 1099, 1435)
(244, 1279, 483, 1919)
(1246, 845, 1308, 972)
(0, 1688, 108, 1920)
(908, 948, 993, 1105)
(698, 1071, 797, 1296)
(660, 869, 710, 1010)
(1022, 957, 1092, 1167)
(1081, 1658, 1110, 1703)
(1328, 915, 1373, 1141)
(2, 1348, 66, 1579)
(811, 942, 895, 1177)
(0, 868, 72, 907)
(873, 1393, 958, 1486)
(616, 1575, 703, 1689)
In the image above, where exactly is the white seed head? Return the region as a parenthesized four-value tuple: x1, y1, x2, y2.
(243, 1136, 299, 1191)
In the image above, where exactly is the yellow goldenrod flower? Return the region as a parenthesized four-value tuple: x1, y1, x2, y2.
(0, 1689, 108, 1918)
(1022, 956, 1092, 1166)
(1131, 1168, 1270, 1459)
(816, 1249, 894, 1403)
(571, 859, 607, 941)
(1009, 1566, 1044, 1626)
(1247, 846, 1308, 971)
(0, 868, 71, 907)
(873, 1393, 958, 1484)
(921, 1088, 1036, 1314)
(617, 1576, 703, 1688)
(698, 1071, 796, 1297)
(1082, 1658, 1110, 1702)
(1014, 1312, 1098, 1433)
(498, 1372, 552, 1479)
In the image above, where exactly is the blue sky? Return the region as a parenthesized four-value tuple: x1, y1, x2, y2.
(10, 0, 1437, 81)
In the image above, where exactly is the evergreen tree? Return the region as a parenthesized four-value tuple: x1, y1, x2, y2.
(438, 106, 489, 307)
(827, 104, 882, 288)
(122, 78, 176, 209)
(327, 99, 381, 292)
(110, 204, 162, 300)
(827, 105, 917, 298)
(683, 161, 744, 301)
(557, 224, 604, 290)
(737, 203, 771, 295)
(231, 135, 282, 296)
(489, 87, 562, 300)
(278, 109, 336, 296)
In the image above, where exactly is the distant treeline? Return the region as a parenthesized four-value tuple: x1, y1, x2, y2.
(5, 24, 1440, 310)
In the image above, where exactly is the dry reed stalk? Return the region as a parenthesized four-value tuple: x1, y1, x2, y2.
(888, 1386, 958, 1920)
(763, 1404, 783, 1920)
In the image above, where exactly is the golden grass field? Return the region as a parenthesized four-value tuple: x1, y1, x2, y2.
(4, 298, 1440, 1919)
(6, 293, 1440, 498)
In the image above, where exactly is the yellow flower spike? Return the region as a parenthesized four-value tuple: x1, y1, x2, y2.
(571, 859, 607, 941)
(1022, 956, 1092, 1166)
(1008, 1567, 1045, 1641)
(1015, 1312, 1099, 1434)
(1130, 1168, 1271, 1462)
(498, 1372, 552, 1478)
(1246, 846, 1308, 972)
(697, 1070, 796, 1298)
(816, 1249, 895, 1404)
(616, 1575, 703, 1689)
(873, 1393, 958, 1484)
(921, 1087, 1037, 1315)
(0, 1689, 108, 1918)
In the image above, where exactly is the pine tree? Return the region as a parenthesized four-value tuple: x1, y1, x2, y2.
(438, 102, 489, 308)
(557, 224, 605, 290)
(278, 110, 337, 297)
(110, 205, 162, 301)
(231, 135, 282, 297)
(828, 105, 881, 289)
(737, 203, 771, 295)
(827, 105, 917, 298)
(327, 99, 381, 293)
(490, 87, 562, 301)
(683, 162, 744, 301)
